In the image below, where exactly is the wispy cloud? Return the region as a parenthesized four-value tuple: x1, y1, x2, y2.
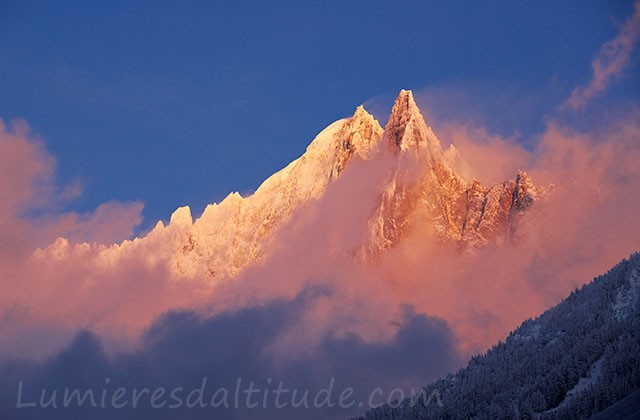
(0, 119, 144, 250)
(564, 1, 640, 110)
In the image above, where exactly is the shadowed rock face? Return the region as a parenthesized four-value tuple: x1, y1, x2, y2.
(36, 90, 543, 283)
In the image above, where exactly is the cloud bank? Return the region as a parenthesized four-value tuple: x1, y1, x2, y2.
(0, 119, 149, 359)
(0, 297, 461, 420)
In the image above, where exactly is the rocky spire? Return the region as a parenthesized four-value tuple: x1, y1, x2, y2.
(347, 105, 384, 159)
(384, 89, 443, 162)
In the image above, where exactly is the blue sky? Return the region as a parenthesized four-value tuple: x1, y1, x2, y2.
(1, 0, 638, 229)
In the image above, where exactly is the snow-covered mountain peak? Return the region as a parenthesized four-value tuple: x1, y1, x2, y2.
(169, 205, 193, 226)
(391, 89, 420, 118)
(344, 105, 384, 160)
(384, 90, 443, 161)
(36, 90, 544, 283)
(352, 104, 372, 121)
(155, 104, 385, 280)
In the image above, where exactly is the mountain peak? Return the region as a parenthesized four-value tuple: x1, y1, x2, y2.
(352, 104, 369, 119)
(392, 89, 420, 116)
(384, 89, 442, 159)
(170, 205, 193, 226)
(344, 105, 383, 160)
(351, 104, 379, 131)
(51, 90, 541, 283)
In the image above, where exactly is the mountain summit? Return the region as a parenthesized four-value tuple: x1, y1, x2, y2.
(385, 89, 443, 160)
(365, 90, 540, 257)
(38, 90, 542, 282)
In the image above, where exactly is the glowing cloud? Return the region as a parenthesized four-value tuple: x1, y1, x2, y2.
(0, 119, 149, 358)
(564, 1, 640, 110)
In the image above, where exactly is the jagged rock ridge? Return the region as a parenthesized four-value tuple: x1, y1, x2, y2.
(37, 90, 542, 283)
(364, 90, 540, 257)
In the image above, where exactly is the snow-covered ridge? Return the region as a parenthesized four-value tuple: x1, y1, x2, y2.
(35, 90, 543, 283)
(613, 266, 640, 320)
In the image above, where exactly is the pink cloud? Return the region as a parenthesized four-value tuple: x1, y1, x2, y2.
(564, 1, 640, 109)
(0, 119, 144, 250)
(438, 123, 532, 185)
(1, 104, 638, 364)
(202, 109, 640, 357)
(48, 201, 145, 244)
(385, 112, 640, 352)
(0, 119, 153, 358)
